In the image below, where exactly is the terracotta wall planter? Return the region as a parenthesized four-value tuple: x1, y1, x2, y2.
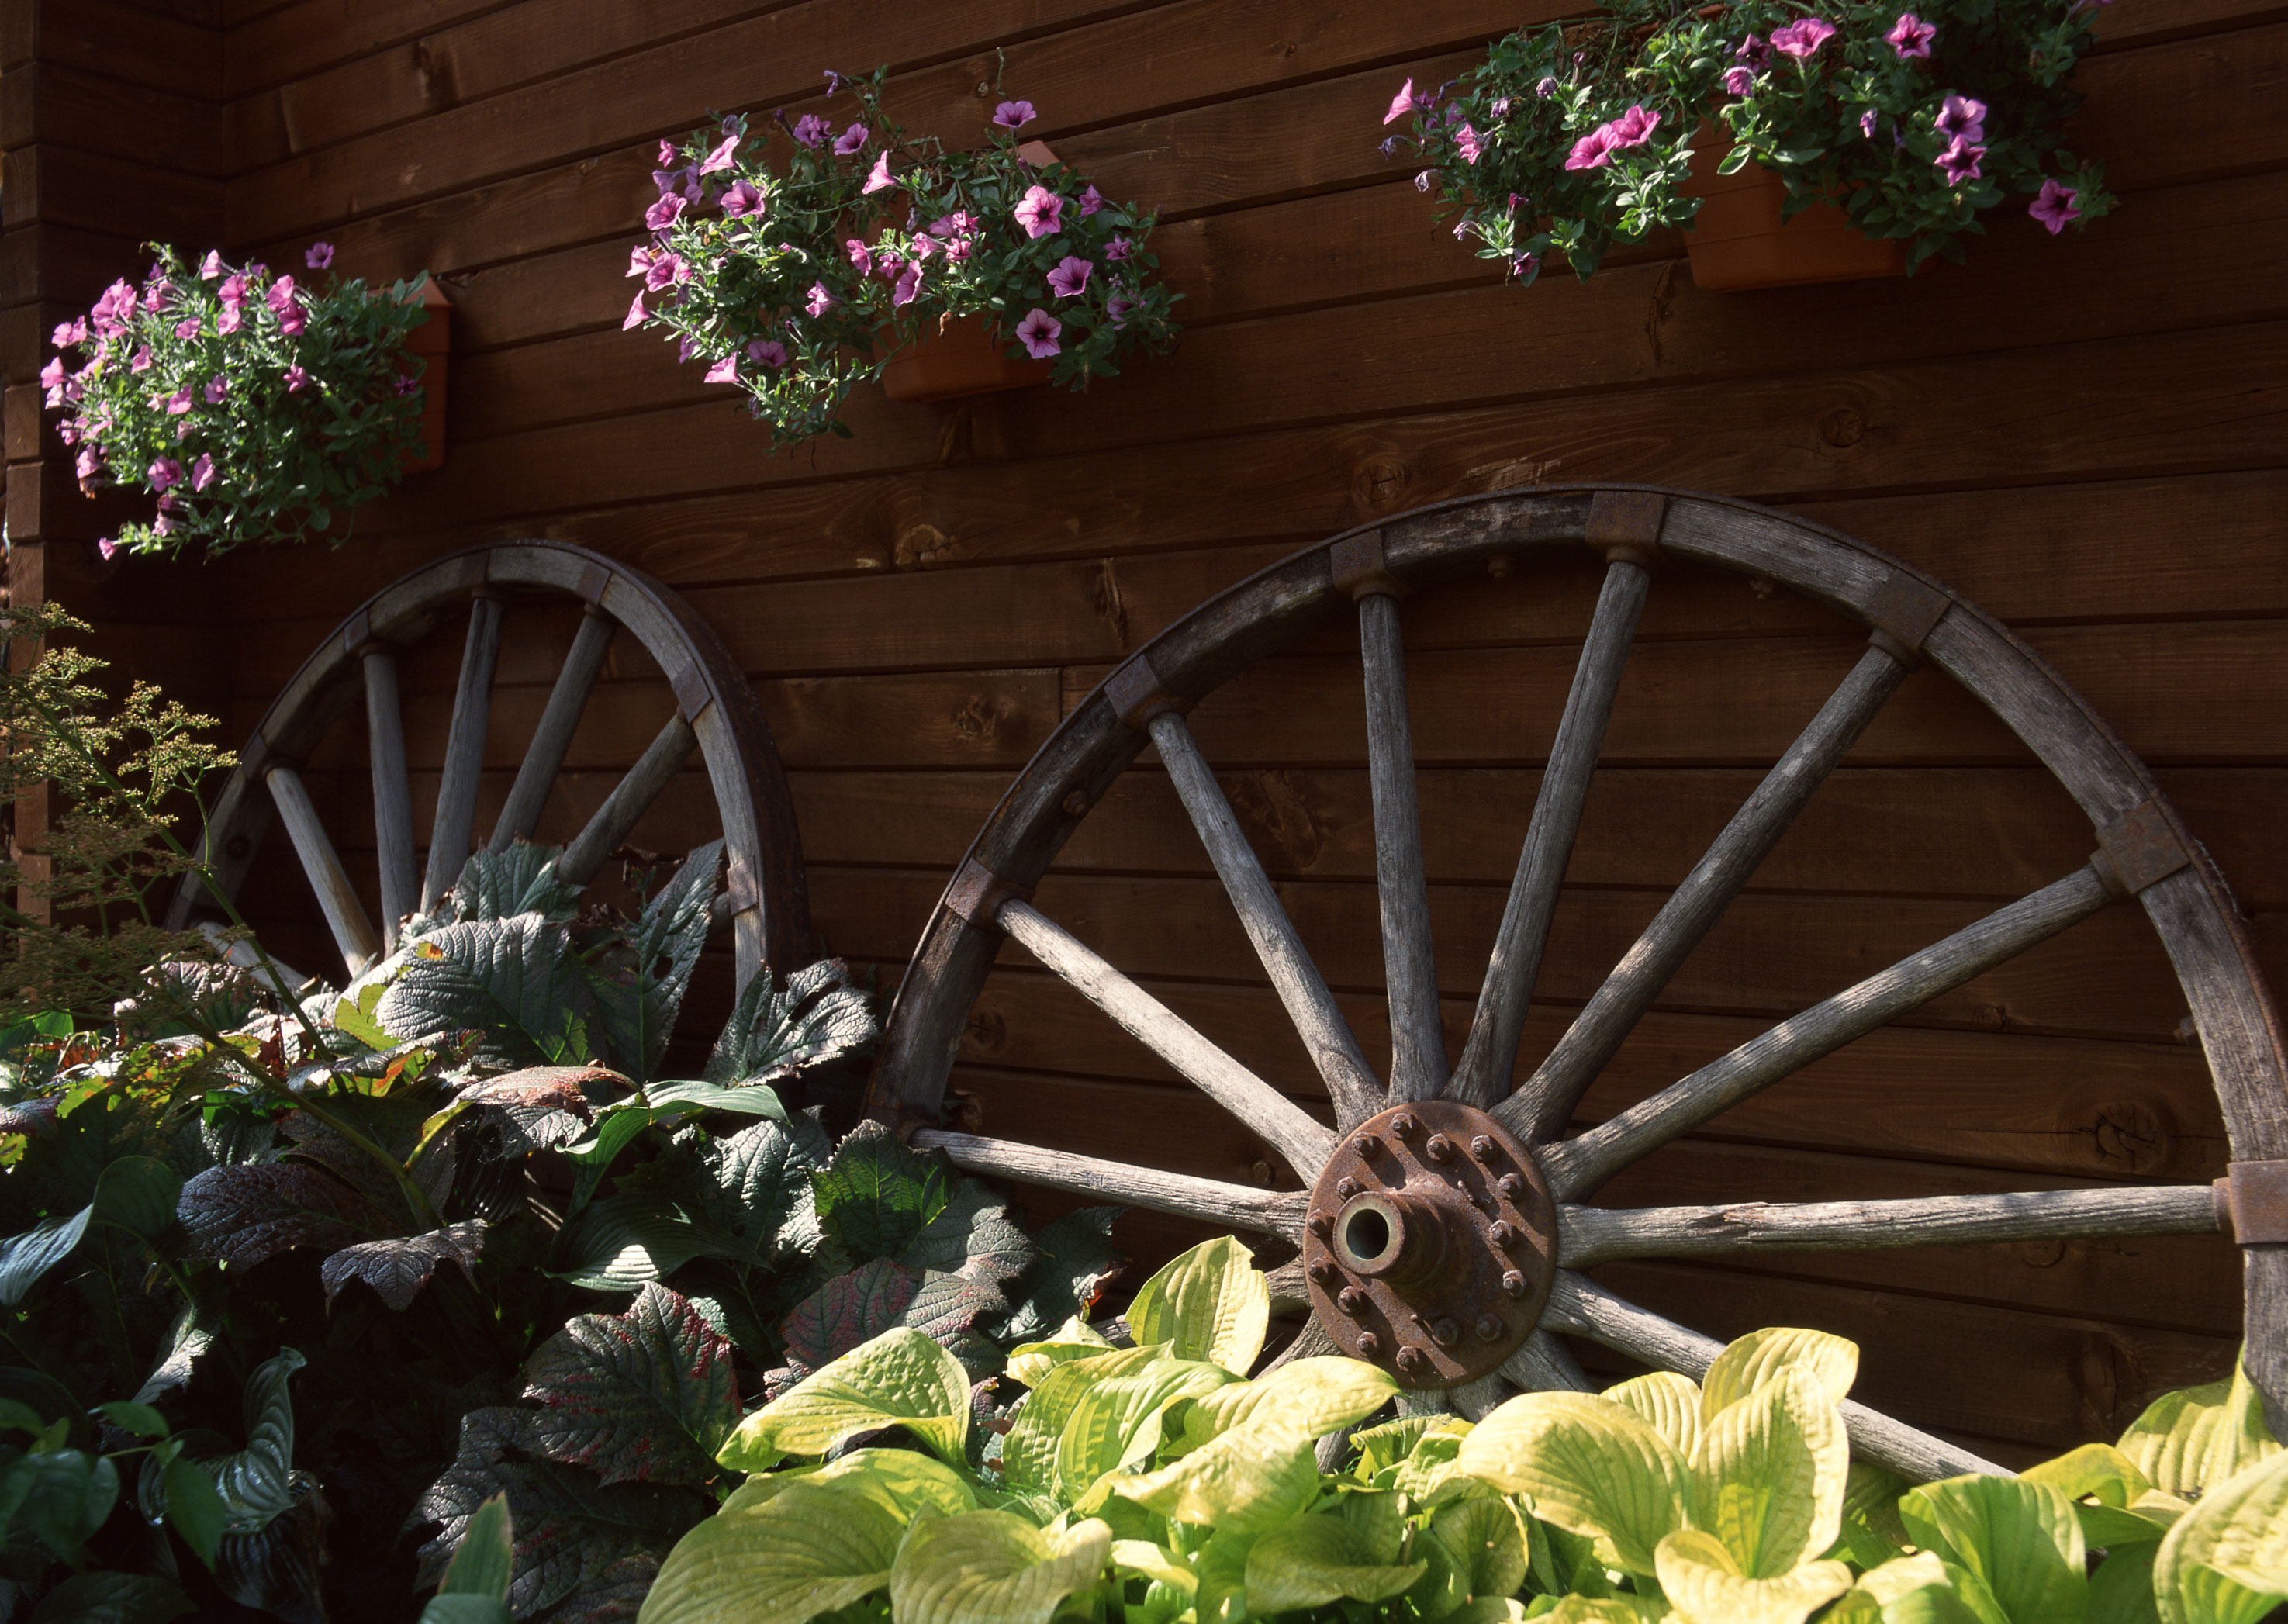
(1681, 127, 1907, 292)
(880, 314, 1054, 403)
(401, 278, 451, 472)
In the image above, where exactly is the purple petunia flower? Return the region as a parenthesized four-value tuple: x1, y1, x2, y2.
(1046, 255, 1093, 298)
(645, 254, 684, 292)
(1724, 65, 1756, 95)
(1014, 185, 1064, 240)
(722, 179, 763, 217)
(1934, 92, 1986, 141)
(624, 292, 648, 330)
(893, 262, 924, 307)
(1384, 78, 1417, 125)
(1861, 108, 1880, 137)
(645, 193, 686, 231)
(805, 282, 838, 317)
(284, 365, 311, 392)
(192, 453, 216, 492)
(1512, 251, 1542, 278)
(1105, 292, 1138, 328)
(862, 152, 895, 194)
(1415, 170, 1433, 191)
(204, 375, 226, 403)
(1077, 185, 1106, 216)
(306, 240, 335, 270)
(1014, 307, 1062, 358)
(846, 240, 874, 277)
(1771, 17, 1836, 54)
(198, 251, 223, 279)
(698, 134, 739, 174)
(2028, 177, 2081, 233)
(1566, 104, 1660, 171)
(993, 100, 1037, 129)
(833, 123, 869, 156)
(747, 340, 788, 368)
(1935, 136, 1986, 183)
(1104, 236, 1135, 263)
(267, 275, 306, 335)
(658, 140, 679, 167)
(1456, 123, 1487, 164)
(147, 456, 183, 492)
(1535, 75, 1559, 96)
(790, 114, 830, 149)
(704, 354, 738, 384)
(1734, 33, 1771, 66)
(1886, 12, 1936, 57)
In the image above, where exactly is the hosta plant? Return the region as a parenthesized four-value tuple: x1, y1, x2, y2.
(638, 1235, 2286, 1624)
(627, 67, 1180, 446)
(43, 240, 434, 560)
(1390, 0, 2113, 283)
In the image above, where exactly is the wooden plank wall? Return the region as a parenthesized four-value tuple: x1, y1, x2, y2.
(62, 0, 2288, 1464)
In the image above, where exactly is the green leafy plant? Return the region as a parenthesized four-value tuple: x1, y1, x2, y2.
(43, 240, 434, 560)
(627, 67, 1180, 446)
(1391, 0, 2111, 283)
(645, 1238, 2287, 1624)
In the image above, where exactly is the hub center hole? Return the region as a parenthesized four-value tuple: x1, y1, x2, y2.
(1342, 1206, 1392, 1263)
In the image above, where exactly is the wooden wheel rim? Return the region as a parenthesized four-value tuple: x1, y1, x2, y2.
(167, 540, 810, 994)
(868, 483, 2288, 1474)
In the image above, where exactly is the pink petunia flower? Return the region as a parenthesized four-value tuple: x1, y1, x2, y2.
(862, 153, 895, 194)
(1383, 78, 1416, 125)
(1724, 65, 1755, 95)
(1935, 136, 1986, 184)
(217, 306, 243, 335)
(198, 251, 223, 279)
(645, 254, 684, 292)
(993, 100, 1036, 130)
(658, 140, 679, 167)
(833, 123, 869, 155)
(267, 275, 306, 335)
(1565, 104, 1660, 171)
(645, 193, 686, 231)
(76, 446, 102, 482)
(204, 376, 226, 403)
(698, 133, 739, 174)
(846, 239, 874, 276)
(1014, 185, 1063, 240)
(216, 274, 247, 308)
(147, 456, 183, 492)
(790, 114, 830, 149)
(164, 387, 192, 416)
(1046, 255, 1093, 298)
(721, 178, 763, 217)
(2029, 177, 2081, 233)
(805, 282, 838, 317)
(38, 358, 65, 405)
(1456, 123, 1487, 164)
(89, 279, 137, 337)
(1014, 307, 1062, 358)
(130, 346, 154, 373)
(1077, 185, 1106, 216)
(51, 317, 86, 349)
(1860, 108, 1880, 137)
(395, 371, 418, 395)
(145, 279, 171, 313)
(306, 240, 335, 270)
(175, 317, 201, 340)
(1104, 236, 1135, 263)
(1934, 92, 1986, 142)
(624, 292, 648, 330)
(284, 365, 311, 392)
(192, 453, 217, 492)
(1885, 12, 1936, 57)
(747, 340, 788, 368)
(1734, 33, 1771, 65)
(99, 537, 121, 560)
(704, 354, 739, 383)
(892, 262, 924, 307)
(1105, 292, 1138, 328)
(1771, 17, 1837, 54)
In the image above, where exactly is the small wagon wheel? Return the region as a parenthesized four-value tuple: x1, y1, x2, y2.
(867, 484, 2288, 1481)
(167, 541, 810, 999)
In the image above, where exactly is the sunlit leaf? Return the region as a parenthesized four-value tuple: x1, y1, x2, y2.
(1457, 1391, 1690, 1575)
(1125, 1235, 1268, 1374)
(887, 1510, 1111, 1624)
(523, 1284, 739, 1488)
(717, 1325, 969, 1470)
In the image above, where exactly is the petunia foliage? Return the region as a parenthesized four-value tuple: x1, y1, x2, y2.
(627, 67, 1180, 446)
(43, 241, 435, 561)
(1391, 0, 2113, 283)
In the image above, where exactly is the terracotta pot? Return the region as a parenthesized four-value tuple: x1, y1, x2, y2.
(880, 314, 1053, 403)
(400, 278, 451, 472)
(1681, 127, 1907, 292)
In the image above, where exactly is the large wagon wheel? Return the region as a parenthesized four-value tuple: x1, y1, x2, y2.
(868, 484, 2288, 1481)
(168, 541, 810, 998)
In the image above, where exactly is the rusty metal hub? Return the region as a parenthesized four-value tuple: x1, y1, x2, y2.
(1302, 1098, 1556, 1389)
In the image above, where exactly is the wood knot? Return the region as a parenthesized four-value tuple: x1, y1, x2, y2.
(2089, 1099, 2169, 1173)
(1351, 454, 1412, 513)
(894, 523, 963, 568)
(1818, 407, 1866, 449)
(963, 1007, 1007, 1056)
(949, 692, 1024, 748)
(1225, 769, 1337, 873)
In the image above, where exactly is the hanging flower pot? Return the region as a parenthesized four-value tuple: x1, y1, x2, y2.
(1681, 126, 1907, 291)
(401, 278, 451, 471)
(880, 313, 1053, 402)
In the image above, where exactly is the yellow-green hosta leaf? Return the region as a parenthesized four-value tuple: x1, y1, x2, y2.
(999, 1344, 1163, 1493)
(1194, 1529, 1254, 1622)
(1690, 1366, 1849, 1577)
(2118, 1360, 2283, 1498)
(1056, 1356, 1236, 1491)
(1110, 1539, 1197, 1595)
(1115, 1415, 1322, 1532)
(1654, 1528, 1851, 1624)
(1351, 1414, 1444, 1478)
(1899, 1474, 2086, 1624)
(1608, 1371, 1705, 1460)
(1429, 1495, 1530, 1603)
(2152, 1447, 2288, 1624)
(1541, 1595, 1675, 1622)
(2086, 1542, 2160, 1624)
(1336, 1487, 1408, 1565)
(1126, 1236, 1269, 1375)
(1004, 1315, 1114, 1388)
(1842, 1461, 1913, 1561)
(1243, 1511, 1429, 1613)
(888, 1510, 1111, 1624)
(1853, 1550, 1952, 1606)
(1446, 1601, 1535, 1624)
(1392, 1427, 1478, 1507)
(1847, 1550, 1997, 1624)
(1179, 1356, 1398, 1448)
(717, 1446, 974, 1524)
(638, 1481, 901, 1624)
(1701, 1329, 1858, 1423)
(716, 1326, 969, 1470)
(1457, 1391, 1690, 1575)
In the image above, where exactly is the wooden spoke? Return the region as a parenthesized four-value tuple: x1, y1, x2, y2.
(1559, 1183, 2219, 1267)
(553, 714, 698, 888)
(1540, 864, 2116, 1200)
(913, 1128, 1308, 1235)
(1449, 1373, 1509, 1421)
(361, 648, 417, 949)
(1450, 558, 1651, 1109)
(1500, 1329, 1595, 1394)
(265, 764, 382, 976)
(1503, 646, 1910, 1143)
(1358, 592, 1447, 1103)
(1540, 1271, 2008, 1482)
(489, 606, 615, 852)
(1000, 900, 1339, 1177)
(420, 593, 506, 915)
(1148, 710, 1384, 1127)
